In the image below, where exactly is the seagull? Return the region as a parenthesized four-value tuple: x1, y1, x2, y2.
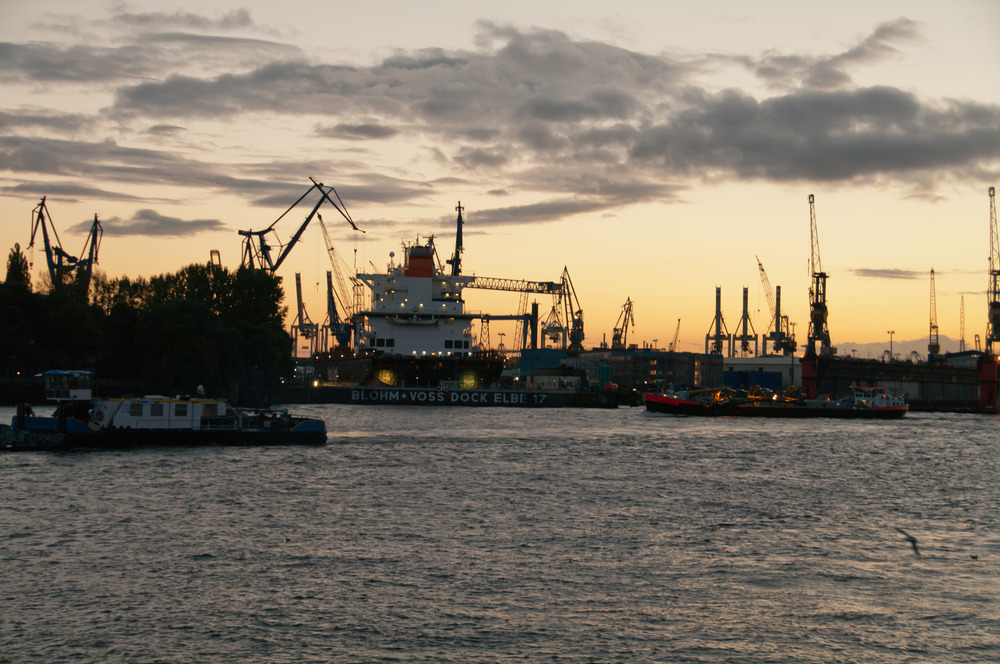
(895, 527, 921, 556)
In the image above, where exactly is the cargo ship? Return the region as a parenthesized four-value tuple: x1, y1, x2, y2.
(288, 203, 619, 408)
(2, 370, 327, 451)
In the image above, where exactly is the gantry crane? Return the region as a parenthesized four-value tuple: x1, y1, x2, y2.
(987, 186, 1000, 354)
(290, 272, 318, 357)
(756, 256, 796, 355)
(733, 286, 758, 357)
(611, 297, 635, 349)
(239, 178, 361, 275)
(928, 268, 940, 358)
(704, 286, 731, 356)
(28, 197, 103, 297)
(806, 194, 833, 357)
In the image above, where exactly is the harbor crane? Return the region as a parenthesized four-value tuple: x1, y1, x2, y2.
(756, 256, 796, 355)
(290, 272, 318, 357)
(612, 297, 635, 349)
(704, 286, 731, 356)
(733, 286, 758, 357)
(317, 214, 362, 351)
(28, 197, 103, 297)
(987, 186, 1000, 354)
(669, 319, 681, 352)
(928, 268, 940, 358)
(806, 194, 834, 357)
(239, 178, 361, 275)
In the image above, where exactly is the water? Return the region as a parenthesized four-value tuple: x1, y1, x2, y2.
(2, 405, 998, 663)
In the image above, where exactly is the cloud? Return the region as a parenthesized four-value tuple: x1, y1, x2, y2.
(751, 18, 920, 91)
(71, 209, 225, 236)
(110, 8, 258, 31)
(0, 109, 93, 133)
(0, 182, 149, 202)
(1, 14, 998, 233)
(851, 268, 923, 279)
(102, 21, 999, 196)
(314, 123, 398, 140)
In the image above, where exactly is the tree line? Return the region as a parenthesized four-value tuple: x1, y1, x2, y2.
(1, 244, 291, 405)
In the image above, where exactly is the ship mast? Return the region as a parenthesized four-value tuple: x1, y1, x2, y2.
(447, 201, 464, 277)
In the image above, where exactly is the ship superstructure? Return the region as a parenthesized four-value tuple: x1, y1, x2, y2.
(354, 236, 479, 357)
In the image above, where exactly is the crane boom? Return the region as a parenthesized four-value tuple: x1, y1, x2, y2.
(611, 297, 635, 349)
(756, 255, 776, 334)
(669, 318, 681, 351)
(239, 178, 361, 275)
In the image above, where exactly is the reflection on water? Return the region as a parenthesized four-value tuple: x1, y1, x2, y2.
(2, 406, 998, 662)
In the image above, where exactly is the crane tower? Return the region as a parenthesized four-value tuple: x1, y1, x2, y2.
(987, 186, 1000, 354)
(733, 286, 758, 357)
(704, 286, 731, 356)
(928, 268, 940, 358)
(806, 194, 834, 357)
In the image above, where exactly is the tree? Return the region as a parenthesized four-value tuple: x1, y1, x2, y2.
(4, 243, 31, 292)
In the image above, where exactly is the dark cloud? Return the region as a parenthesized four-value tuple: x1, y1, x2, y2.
(0, 42, 162, 83)
(0, 109, 93, 133)
(70, 209, 225, 236)
(144, 124, 186, 136)
(111, 8, 257, 31)
(628, 87, 1000, 182)
(851, 268, 922, 279)
(315, 123, 398, 140)
(0, 182, 149, 202)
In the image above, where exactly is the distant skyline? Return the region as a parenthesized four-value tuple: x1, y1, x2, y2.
(2, 1, 998, 352)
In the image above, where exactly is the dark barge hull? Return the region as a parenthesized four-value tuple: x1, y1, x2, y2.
(2, 422, 326, 452)
(642, 393, 907, 419)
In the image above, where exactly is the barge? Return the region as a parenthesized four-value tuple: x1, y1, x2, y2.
(2, 371, 326, 451)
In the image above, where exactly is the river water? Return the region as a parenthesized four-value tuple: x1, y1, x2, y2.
(1, 405, 998, 663)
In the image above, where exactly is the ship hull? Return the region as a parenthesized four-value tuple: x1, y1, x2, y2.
(642, 393, 907, 419)
(2, 417, 327, 452)
(282, 385, 619, 408)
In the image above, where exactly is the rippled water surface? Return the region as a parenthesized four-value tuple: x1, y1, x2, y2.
(2, 406, 998, 663)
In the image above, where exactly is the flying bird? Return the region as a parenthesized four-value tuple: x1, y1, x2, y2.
(895, 527, 921, 556)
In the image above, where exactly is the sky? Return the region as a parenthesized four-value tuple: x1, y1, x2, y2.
(1, 0, 999, 354)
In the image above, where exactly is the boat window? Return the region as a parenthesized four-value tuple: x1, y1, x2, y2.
(129, 403, 144, 417)
(151, 403, 164, 417)
(204, 403, 217, 417)
(175, 403, 188, 417)
(445, 340, 454, 349)
(386, 338, 394, 347)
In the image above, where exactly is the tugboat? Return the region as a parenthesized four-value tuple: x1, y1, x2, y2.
(643, 385, 907, 419)
(2, 370, 327, 451)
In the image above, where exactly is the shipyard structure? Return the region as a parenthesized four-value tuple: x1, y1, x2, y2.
(261, 181, 998, 412)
